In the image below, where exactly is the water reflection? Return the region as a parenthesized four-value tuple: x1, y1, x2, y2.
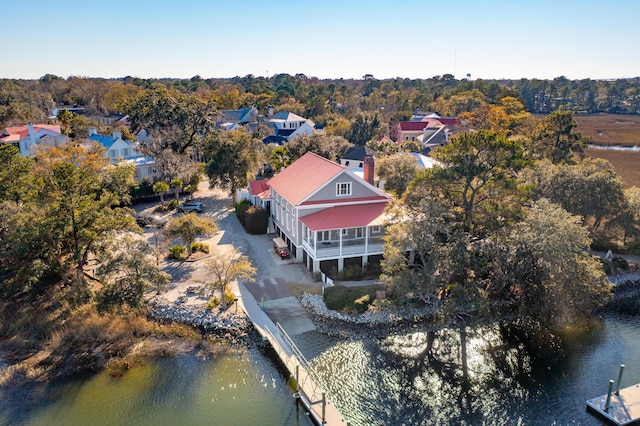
(305, 315, 626, 425)
(0, 347, 312, 426)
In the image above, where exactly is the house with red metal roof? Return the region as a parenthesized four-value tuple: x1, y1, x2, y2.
(267, 152, 392, 274)
(0, 123, 67, 156)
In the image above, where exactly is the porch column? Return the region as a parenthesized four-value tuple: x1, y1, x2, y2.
(337, 257, 344, 272)
(365, 226, 369, 253)
(362, 255, 368, 267)
(339, 229, 343, 256)
(313, 259, 320, 273)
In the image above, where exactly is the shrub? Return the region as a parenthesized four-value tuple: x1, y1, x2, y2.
(235, 199, 251, 224)
(169, 245, 187, 260)
(323, 285, 381, 314)
(207, 297, 220, 310)
(191, 242, 210, 254)
(165, 200, 179, 211)
(244, 206, 269, 234)
(338, 265, 363, 281)
(224, 288, 237, 307)
(313, 271, 322, 282)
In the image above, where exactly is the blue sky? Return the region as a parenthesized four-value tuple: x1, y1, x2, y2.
(3, 0, 639, 80)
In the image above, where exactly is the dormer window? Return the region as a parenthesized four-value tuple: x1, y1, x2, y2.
(336, 182, 352, 196)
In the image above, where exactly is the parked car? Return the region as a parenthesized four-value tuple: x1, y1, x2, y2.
(273, 237, 290, 258)
(136, 214, 168, 228)
(177, 201, 204, 213)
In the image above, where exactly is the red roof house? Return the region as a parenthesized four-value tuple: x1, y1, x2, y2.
(266, 152, 392, 274)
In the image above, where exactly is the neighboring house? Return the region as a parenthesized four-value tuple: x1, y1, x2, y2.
(395, 119, 443, 143)
(0, 123, 67, 156)
(410, 152, 440, 169)
(265, 111, 316, 143)
(266, 152, 392, 274)
(248, 179, 270, 210)
(95, 113, 129, 127)
(339, 145, 377, 169)
(86, 128, 158, 181)
(219, 106, 258, 126)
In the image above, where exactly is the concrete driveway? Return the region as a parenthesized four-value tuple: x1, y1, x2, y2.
(140, 179, 318, 336)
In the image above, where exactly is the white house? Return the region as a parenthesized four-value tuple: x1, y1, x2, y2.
(266, 152, 392, 274)
(0, 123, 67, 157)
(267, 111, 316, 142)
(86, 128, 158, 181)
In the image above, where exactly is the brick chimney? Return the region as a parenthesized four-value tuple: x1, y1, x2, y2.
(363, 154, 375, 186)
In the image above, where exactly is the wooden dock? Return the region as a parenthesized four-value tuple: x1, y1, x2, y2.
(237, 282, 348, 426)
(587, 383, 640, 425)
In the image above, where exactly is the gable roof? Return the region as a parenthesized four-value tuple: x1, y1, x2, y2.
(0, 124, 61, 142)
(267, 152, 344, 205)
(88, 133, 118, 149)
(299, 202, 389, 230)
(342, 145, 376, 161)
(249, 180, 270, 199)
(397, 120, 442, 131)
(269, 111, 307, 122)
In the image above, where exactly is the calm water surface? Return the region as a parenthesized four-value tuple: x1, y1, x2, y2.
(0, 347, 311, 426)
(2, 313, 639, 425)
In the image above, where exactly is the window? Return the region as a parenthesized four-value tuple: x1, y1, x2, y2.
(371, 225, 381, 234)
(108, 149, 117, 158)
(122, 148, 130, 157)
(345, 160, 350, 166)
(341, 229, 348, 236)
(133, 169, 139, 179)
(336, 182, 352, 196)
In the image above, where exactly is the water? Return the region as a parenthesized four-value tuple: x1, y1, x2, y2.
(0, 347, 312, 426)
(2, 314, 639, 425)
(294, 313, 640, 425)
(586, 143, 640, 151)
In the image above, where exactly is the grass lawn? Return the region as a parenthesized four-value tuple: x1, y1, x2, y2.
(324, 284, 384, 314)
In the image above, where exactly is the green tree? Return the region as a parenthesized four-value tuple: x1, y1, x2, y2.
(163, 213, 218, 255)
(376, 153, 420, 197)
(348, 112, 384, 146)
(56, 108, 74, 136)
(171, 178, 183, 202)
(530, 110, 586, 164)
(95, 234, 171, 312)
(205, 252, 256, 309)
(284, 133, 351, 163)
(485, 199, 612, 327)
(413, 130, 530, 235)
(202, 130, 261, 199)
(153, 181, 169, 207)
(270, 146, 290, 172)
(34, 144, 137, 300)
(0, 144, 37, 204)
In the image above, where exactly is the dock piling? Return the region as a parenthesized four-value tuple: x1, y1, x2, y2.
(322, 392, 326, 424)
(604, 380, 615, 412)
(616, 364, 625, 395)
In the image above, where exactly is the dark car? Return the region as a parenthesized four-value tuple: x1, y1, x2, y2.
(136, 214, 168, 228)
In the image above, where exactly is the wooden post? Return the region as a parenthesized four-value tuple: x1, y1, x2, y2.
(616, 364, 626, 395)
(322, 392, 326, 424)
(295, 365, 300, 393)
(605, 379, 615, 411)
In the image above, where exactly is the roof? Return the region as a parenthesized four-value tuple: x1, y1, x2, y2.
(435, 117, 460, 125)
(341, 145, 376, 161)
(0, 124, 61, 142)
(397, 120, 442, 131)
(267, 152, 345, 205)
(300, 202, 389, 231)
(125, 156, 155, 166)
(249, 180, 270, 199)
(88, 133, 118, 149)
(221, 108, 251, 122)
(410, 152, 440, 169)
(269, 111, 308, 122)
(263, 135, 288, 145)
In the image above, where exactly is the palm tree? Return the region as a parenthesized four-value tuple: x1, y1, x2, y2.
(171, 178, 183, 202)
(153, 181, 169, 207)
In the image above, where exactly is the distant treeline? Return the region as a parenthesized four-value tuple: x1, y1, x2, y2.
(1, 73, 639, 128)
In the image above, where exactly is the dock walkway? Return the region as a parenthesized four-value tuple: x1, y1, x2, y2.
(237, 281, 348, 426)
(587, 382, 640, 425)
